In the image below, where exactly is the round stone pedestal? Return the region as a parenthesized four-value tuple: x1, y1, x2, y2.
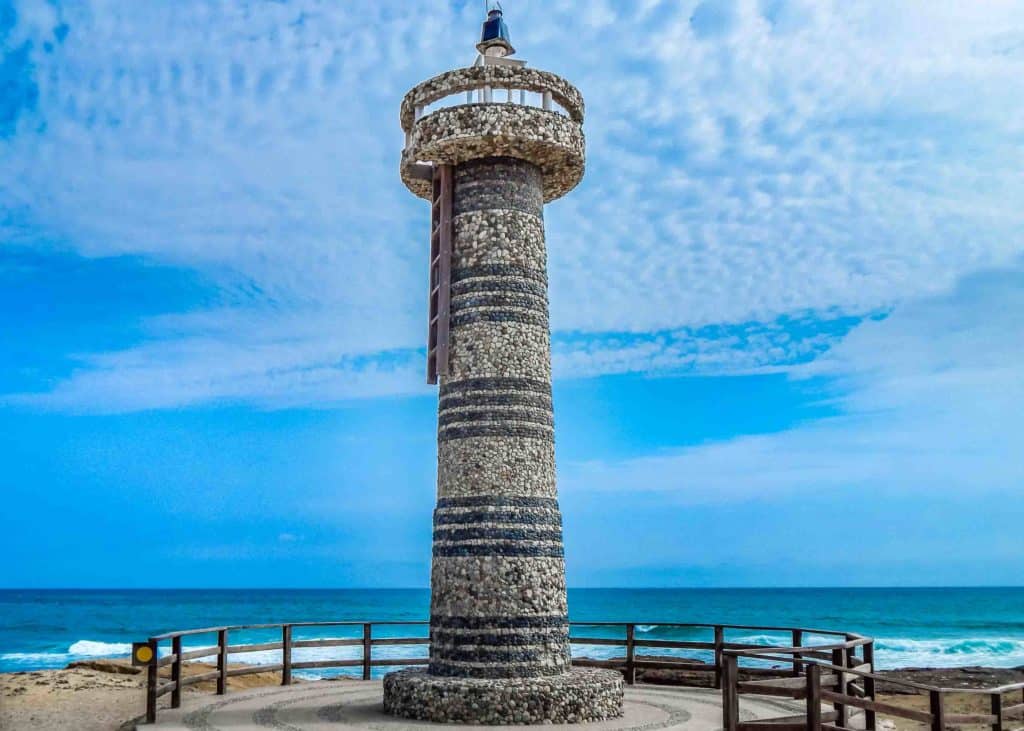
(383, 667, 624, 724)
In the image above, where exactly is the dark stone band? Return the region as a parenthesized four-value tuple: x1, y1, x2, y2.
(434, 527, 563, 542)
(436, 496, 560, 510)
(438, 424, 554, 442)
(433, 509, 562, 526)
(431, 645, 562, 664)
(438, 409, 553, 428)
(451, 278, 548, 298)
(450, 292, 547, 313)
(427, 661, 567, 679)
(432, 542, 564, 558)
(431, 614, 569, 630)
(452, 264, 546, 286)
(454, 157, 544, 219)
(430, 628, 567, 646)
(450, 309, 548, 328)
(440, 377, 550, 397)
(454, 187, 543, 219)
(439, 391, 553, 411)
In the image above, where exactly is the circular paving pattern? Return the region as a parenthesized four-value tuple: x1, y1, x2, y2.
(147, 680, 802, 730)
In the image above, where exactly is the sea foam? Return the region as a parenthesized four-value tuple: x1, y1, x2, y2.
(67, 640, 132, 657)
(3, 634, 1024, 676)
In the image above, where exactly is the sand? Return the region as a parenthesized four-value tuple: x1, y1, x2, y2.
(0, 659, 302, 731)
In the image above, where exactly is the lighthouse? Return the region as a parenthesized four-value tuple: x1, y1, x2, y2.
(383, 5, 624, 724)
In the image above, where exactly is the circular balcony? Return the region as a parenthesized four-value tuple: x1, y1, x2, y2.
(400, 65, 586, 202)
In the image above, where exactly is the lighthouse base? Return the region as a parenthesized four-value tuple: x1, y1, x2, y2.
(382, 667, 624, 725)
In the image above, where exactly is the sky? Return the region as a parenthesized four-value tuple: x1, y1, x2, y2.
(1, 0, 1022, 588)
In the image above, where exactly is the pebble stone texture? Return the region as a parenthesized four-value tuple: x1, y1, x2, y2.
(387, 64, 621, 723)
(147, 681, 806, 731)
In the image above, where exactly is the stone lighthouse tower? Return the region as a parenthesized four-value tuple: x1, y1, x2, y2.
(383, 4, 623, 725)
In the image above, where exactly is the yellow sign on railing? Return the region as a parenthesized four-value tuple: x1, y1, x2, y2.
(132, 641, 155, 666)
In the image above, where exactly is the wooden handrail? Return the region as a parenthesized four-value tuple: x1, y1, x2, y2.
(141, 617, 1024, 729)
(723, 639, 1024, 731)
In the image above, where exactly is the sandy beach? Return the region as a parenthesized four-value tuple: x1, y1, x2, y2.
(3, 659, 1021, 731)
(0, 659, 309, 731)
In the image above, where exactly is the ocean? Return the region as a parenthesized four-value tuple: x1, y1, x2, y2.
(2, 588, 1022, 676)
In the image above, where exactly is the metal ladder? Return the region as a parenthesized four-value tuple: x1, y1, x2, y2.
(427, 164, 453, 384)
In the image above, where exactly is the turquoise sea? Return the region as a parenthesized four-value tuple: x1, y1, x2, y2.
(2, 588, 1023, 676)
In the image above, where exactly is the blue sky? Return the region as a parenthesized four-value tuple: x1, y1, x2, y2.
(1, 0, 1022, 588)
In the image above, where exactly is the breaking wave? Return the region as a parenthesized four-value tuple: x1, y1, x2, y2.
(3, 635, 1024, 675)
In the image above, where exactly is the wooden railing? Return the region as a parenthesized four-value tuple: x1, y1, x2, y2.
(722, 642, 1024, 731)
(138, 620, 866, 724)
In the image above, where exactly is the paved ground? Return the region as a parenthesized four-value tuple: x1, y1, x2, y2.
(144, 680, 802, 730)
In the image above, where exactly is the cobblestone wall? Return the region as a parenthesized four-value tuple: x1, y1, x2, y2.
(429, 157, 570, 680)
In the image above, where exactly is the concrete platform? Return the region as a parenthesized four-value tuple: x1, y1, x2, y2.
(145, 680, 802, 730)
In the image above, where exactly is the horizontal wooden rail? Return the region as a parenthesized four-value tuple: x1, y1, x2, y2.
(229, 642, 282, 654)
(819, 688, 935, 724)
(180, 671, 219, 686)
(291, 638, 361, 649)
(371, 637, 429, 646)
(226, 664, 283, 677)
(179, 647, 219, 661)
(570, 637, 626, 646)
(634, 639, 714, 649)
(291, 659, 362, 670)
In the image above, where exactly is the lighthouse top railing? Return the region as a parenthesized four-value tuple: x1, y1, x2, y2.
(400, 64, 584, 133)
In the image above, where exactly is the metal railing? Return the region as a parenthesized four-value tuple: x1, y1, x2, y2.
(138, 620, 866, 724)
(403, 79, 568, 148)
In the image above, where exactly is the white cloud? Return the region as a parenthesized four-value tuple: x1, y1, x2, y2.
(3, 0, 1024, 408)
(560, 265, 1024, 501)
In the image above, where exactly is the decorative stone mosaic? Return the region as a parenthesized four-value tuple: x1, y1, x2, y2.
(386, 53, 622, 725)
(383, 668, 624, 725)
(401, 104, 585, 201)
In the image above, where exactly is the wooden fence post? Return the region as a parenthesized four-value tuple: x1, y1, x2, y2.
(625, 624, 636, 685)
(145, 638, 158, 724)
(714, 626, 725, 689)
(930, 690, 945, 731)
(863, 642, 877, 731)
(792, 629, 804, 677)
(282, 625, 292, 686)
(722, 653, 739, 731)
(990, 692, 1003, 731)
(806, 663, 821, 731)
(171, 635, 182, 709)
(832, 648, 848, 729)
(362, 623, 372, 681)
(217, 629, 228, 695)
